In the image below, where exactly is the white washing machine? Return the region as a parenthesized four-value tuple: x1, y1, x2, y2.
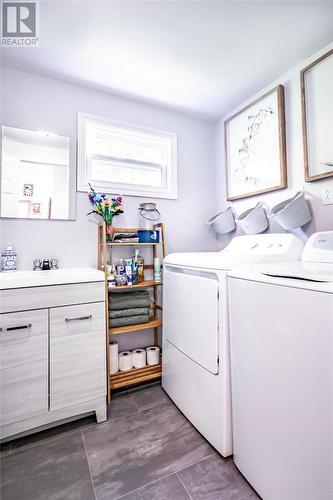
(162, 233, 304, 457)
(228, 231, 333, 499)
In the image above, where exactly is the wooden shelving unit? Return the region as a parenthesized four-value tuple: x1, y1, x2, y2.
(111, 280, 162, 291)
(110, 363, 162, 390)
(106, 242, 160, 246)
(110, 316, 163, 336)
(98, 222, 166, 399)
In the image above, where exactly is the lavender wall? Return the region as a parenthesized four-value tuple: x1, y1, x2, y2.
(0, 67, 217, 270)
(214, 42, 333, 248)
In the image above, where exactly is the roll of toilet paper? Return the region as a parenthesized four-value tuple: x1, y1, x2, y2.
(119, 351, 133, 372)
(109, 340, 119, 374)
(146, 346, 160, 366)
(132, 348, 146, 369)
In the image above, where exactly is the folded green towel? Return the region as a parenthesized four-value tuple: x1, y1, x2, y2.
(110, 290, 151, 310)
(110, 307, 150, 319)
(110, 314, 149, 327)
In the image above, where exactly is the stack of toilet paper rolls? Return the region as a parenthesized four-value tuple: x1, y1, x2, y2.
(111, 344, 161, 372)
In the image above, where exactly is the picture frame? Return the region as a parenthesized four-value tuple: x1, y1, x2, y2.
(225, 84, 287, 201)
(301, 49, 333, 182)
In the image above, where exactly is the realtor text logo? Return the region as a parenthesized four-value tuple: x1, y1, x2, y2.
(1, 0, 39, 46)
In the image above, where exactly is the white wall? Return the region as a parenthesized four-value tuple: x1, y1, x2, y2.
(214, 42, 333, 248)
(0, 67, 217, 269)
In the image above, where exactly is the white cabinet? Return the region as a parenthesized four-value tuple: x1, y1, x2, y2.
(50, 302, 106, 410)
(0, 268, 107, 440)
(0, 310, 48, 425)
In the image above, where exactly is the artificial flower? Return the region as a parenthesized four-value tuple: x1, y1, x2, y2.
(87, 184, 124, 226)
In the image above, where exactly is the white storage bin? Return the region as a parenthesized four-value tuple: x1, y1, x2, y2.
(269, 192, 311, 230)
(207, 207, 235, 235)
(236, 203, 268, 234)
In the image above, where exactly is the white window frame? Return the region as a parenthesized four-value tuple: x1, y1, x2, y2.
(77, 112, 178, 199)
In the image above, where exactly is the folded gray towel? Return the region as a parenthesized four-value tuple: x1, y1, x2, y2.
(110, 314, 149, 327)
(110, 307, 150, 319)
(110, 290, 151, 310)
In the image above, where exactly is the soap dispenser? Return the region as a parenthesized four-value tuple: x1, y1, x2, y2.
(1, 243, 17, 272)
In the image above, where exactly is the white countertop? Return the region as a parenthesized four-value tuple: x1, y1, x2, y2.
(0, 267, 105, 290)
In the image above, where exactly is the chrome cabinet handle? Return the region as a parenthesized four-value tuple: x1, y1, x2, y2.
(65, 315, 92, 323)
(0, 324, 32, 332)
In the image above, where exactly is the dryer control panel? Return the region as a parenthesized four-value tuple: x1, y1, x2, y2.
(222, 233, 304, 261)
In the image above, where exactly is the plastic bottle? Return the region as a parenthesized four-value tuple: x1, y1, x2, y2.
(1, 243, 17, 272)
(133, 249, 144, 282)
(154, 257, 161, 283)
(107, 265, 116, 288)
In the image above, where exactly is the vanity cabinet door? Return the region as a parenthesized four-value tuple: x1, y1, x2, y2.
(0, 310, 48, 426)
(50, 302, 106, 410)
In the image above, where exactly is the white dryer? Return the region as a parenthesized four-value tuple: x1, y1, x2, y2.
(228, 231, 333, 499)
(162, 233, 304, 457)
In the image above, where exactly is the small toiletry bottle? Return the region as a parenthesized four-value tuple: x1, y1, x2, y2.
(133, 249, 144, 282)
(132, 261, 138, 285)
(125, 263, 133, 286)
(1, 243, 17, 272)
(154, 257, 161, 283)
(107, 265, 116, 288)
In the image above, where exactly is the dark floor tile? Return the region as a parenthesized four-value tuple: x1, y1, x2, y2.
(0, 442, 11, 456)
(117, 474, 189, 500)
(1, 431, 95, 500)
(129, 383, 168, 410)
(9, 415, 97, 453)
(108, 390, 139, 420)
(178, 454, 259, 500)
(84, 400, 214, 499)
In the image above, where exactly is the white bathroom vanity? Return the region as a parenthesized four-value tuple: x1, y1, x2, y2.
(0, 268, 107, 440)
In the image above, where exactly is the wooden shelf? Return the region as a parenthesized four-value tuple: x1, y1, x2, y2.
(110, 363, 162, 389)
(104, 242, 160, 246)
(108, 280, 162, 291)
(98, 221, 166, 400)
(110, 317, 162, 336)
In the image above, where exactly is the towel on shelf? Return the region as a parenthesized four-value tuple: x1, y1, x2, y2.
(110, 314, 149, 327)
(109, 307, 150, 319)
(113, 232, 139, 240)
(113, 232, 139, 243)
(110, 290, 151, 310)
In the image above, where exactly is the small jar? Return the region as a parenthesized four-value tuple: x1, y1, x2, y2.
(138, 203, 161, 230)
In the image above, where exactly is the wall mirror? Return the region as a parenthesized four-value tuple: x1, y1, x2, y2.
(1, 126, 76, 219)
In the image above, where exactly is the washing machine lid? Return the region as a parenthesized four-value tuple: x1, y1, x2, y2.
(229, 262, 333, 293)
(230, 231, 333, 288)
(258, 261, 333, 282)
(164, 233, 304, 270)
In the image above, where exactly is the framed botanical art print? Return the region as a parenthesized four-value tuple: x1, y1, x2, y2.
(301, 49, 333, 182)
(225, 85, 287, 200)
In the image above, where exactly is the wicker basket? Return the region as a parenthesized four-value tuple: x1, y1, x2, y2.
(269, 192, 311, 230)
(236, 203, 268, 234)
(207, 207, 236, 235)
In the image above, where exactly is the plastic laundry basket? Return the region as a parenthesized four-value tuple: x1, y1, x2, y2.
(269, 191, 311, 230)
(236, 203, 268, 234)
(207, 207, 236, 235)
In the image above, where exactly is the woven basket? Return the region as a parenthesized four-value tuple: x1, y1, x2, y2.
(207, 207, 236, 235)
(269, 192, 311, 230)
(236, 203, 268, 234)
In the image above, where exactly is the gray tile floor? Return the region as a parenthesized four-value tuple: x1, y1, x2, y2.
(0, 383, 259, 500)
